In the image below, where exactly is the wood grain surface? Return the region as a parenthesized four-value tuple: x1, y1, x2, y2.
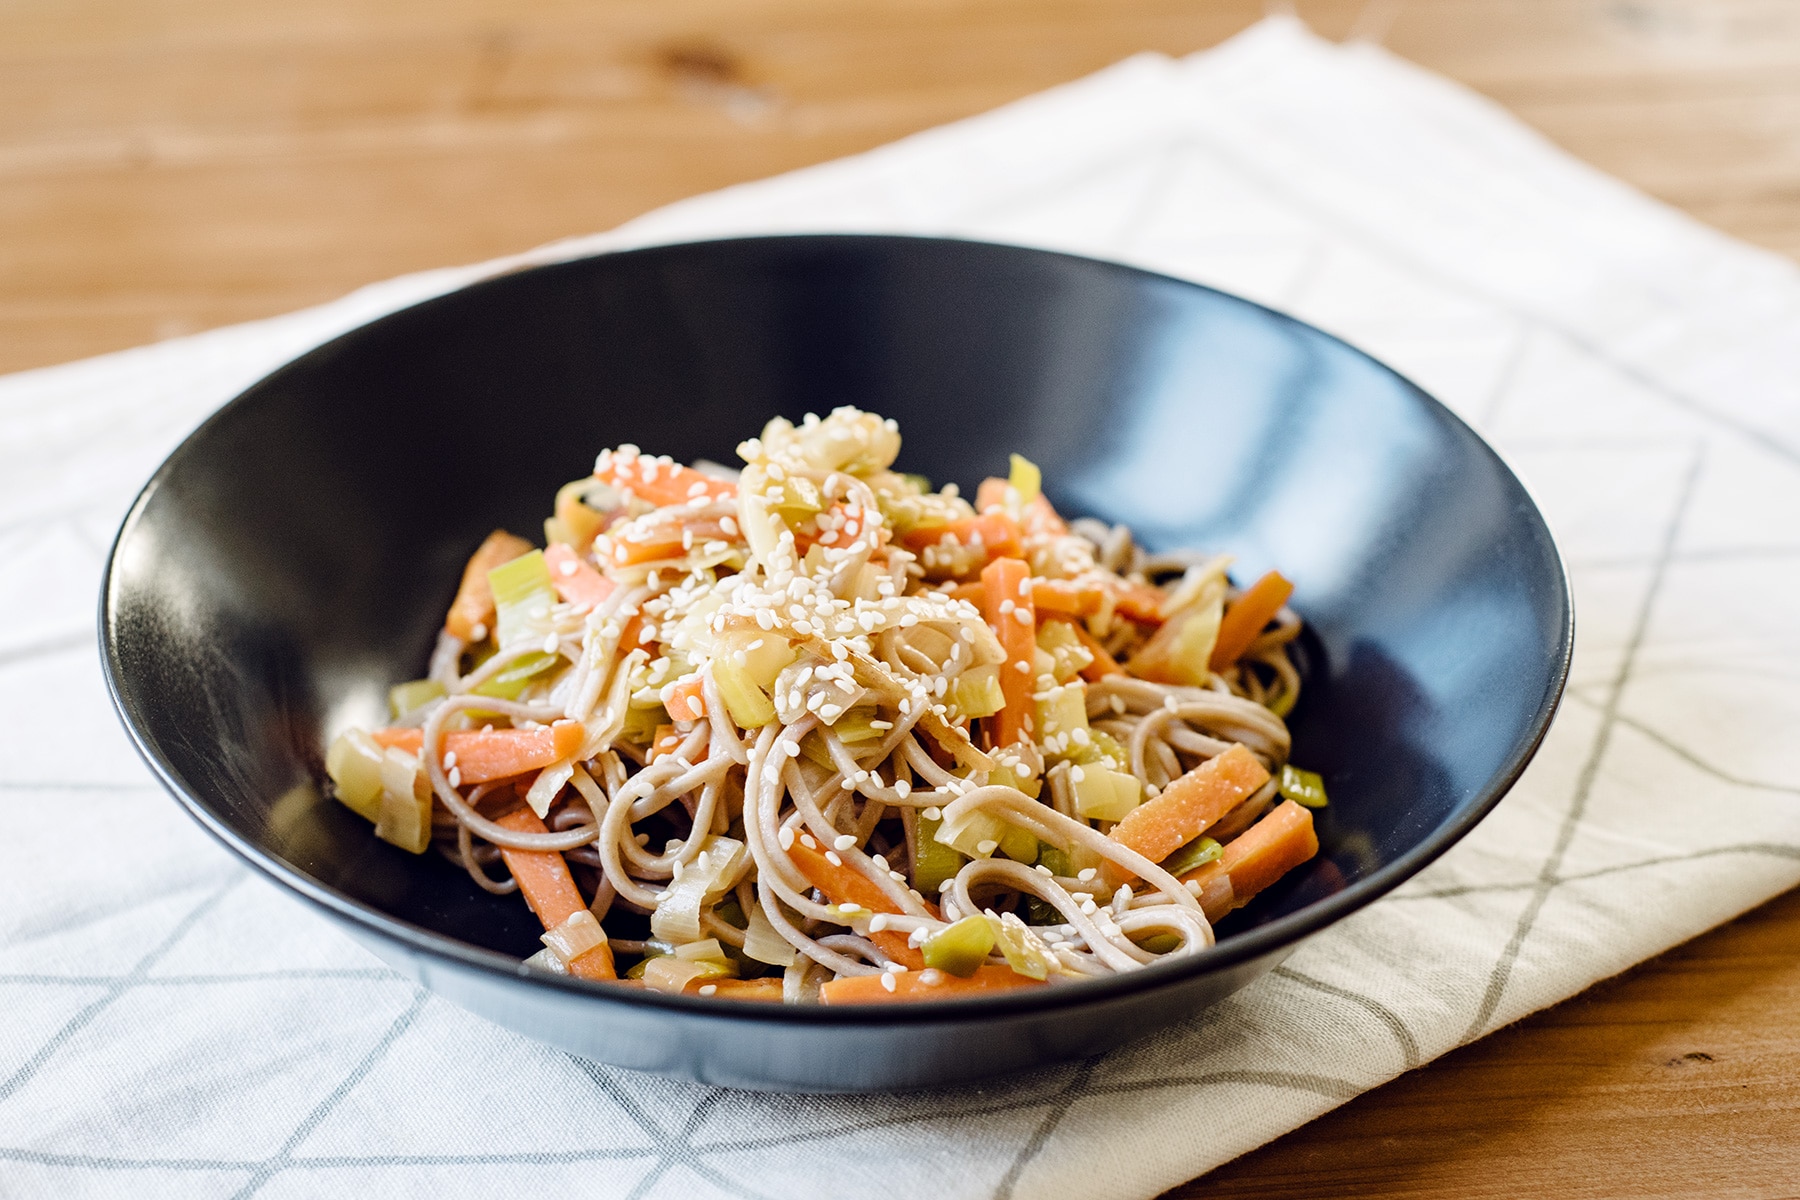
(6, 1, 1798, 1195)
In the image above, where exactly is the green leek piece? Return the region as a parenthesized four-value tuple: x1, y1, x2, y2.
(1036, 844, 1072, 878)
(324, 729, 384, 823)
(471, 650, 559, 700)
(985, 913, 1052, 981)
(1035, 620, 1093, 683)
(913, 813, 967, 894)
(1070, 728, 1127, 771)
(1280, 762, 1328, 807)
(712, 655, 777, 728)
(934, 806, 1007, 858)
(1269, 687, 1298, 719)
(998, 827, 1039, 863)
(619, 703, 667, 746)
(387, 678, 446, 720)
(831, 708, 883, 744)
(1136, 932, 1181, 955)
(797, 731, 837, 773)
(1034, 682, 1089, 745)
(947, 665, 1005, 721)
(1072, 766, 1141, 822)
(1161, 836, 1223, 878)
(487, 548, 556, 648)
(922, 915, 996, 978)
(719, 631, 798, 690)
(374, 747, 432, 854)
(900, 472, 933, 495)
(1007, 453, 1042, 506)
(987, 763, 1042, 800)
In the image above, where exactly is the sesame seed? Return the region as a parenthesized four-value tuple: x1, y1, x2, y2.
(825, 851, 844, 867)
(922, 805, 941, 820)
(869, 914, 889, 932)
(442, 751, 457, 769)
(447, 767, 462, 788)
(919, 968, 944, 985)
(880, 972, 897, 993)
(559, 559, 579, 576)
(779, 827, 795, 850)
(469, 622, 488, 642)
(1012, 607, 1033, 626)
(894, 780, 912, 799)
(833, 834, 857, 851)
(800, 834, 818, 849)
(976, 839, 999, 855)
(1035, 864, 1053, 876)
(885, 962, 907, 974)
(1077, 868, 1098, 882)
(698, 983, 718, 996)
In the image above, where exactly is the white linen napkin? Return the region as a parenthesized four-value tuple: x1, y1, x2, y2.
(3, 17, 1797, 1199)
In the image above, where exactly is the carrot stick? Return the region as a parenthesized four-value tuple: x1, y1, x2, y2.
(1209, 570, 1295, 671)
(787, 836, 938, 968)
(899, 512, 1023, 565)
(1109, 744, 1271, 866)
(1029, 578, 1161, 623)
(494, 806, 616, 980)
(372, 720, 584, 784)
(594, 449, 737, 508)
(699, 977, 785, 1001)
(543, 542, 614, 610)
(1181, 800, 1318, 912)
(819, 964, 1044, 1005)
(980, 557, 1036, 747)
(445, 530, 535, 641)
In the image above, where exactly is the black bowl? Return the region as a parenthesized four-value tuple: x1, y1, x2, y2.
(101, 234, 1570, 1092)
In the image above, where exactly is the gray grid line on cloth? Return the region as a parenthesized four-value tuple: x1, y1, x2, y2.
(228, 987, 432, 1199)
(1460, 446, 1706, 1042)
(0, 875, 243, 1103)
(1394, 844, 1800, 905)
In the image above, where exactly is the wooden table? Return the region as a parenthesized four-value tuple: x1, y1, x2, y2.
(7, 1, 1797, 1194)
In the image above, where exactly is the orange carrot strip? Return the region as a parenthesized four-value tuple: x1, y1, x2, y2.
(594, 451, 737, 508)
(1110, 744, 1270, 866)
(974, 477, 1009, 513)
(494, 806, 617, 980)
(1030, 578, 1161, 624)
(1209, 570, 1295, 671)
(819, 964, 1045, 1005)
(663, 676, 706, 723)
(543, 542, 614, 610)
(1181, 800, 1317, 912)
(787, 837, 937, 969)
(372, 720, 584, 784)
(981, 557, 1036, 747)
(444, 530, 534, 641)
(899, 512, 1023, 565)
(949, 581, 985, 606)
(698, 977, 785, 1001)
(1030, 579, 1105, 617)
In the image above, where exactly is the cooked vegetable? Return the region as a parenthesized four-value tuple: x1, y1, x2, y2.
(818, 964, 1045, 1004)
(1109, 744, 1270, 866)
(981, 556, 1037, 747)
(445, 529, 534, 642)
(1181, 800, 1318, 911)
(1210, 570, 1295, 670)
(1279, 763, 1329, 808)
(922, 915, 996, 977)
(372, 721, 584, 783)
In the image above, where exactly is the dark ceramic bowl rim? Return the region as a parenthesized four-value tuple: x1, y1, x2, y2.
(99, 232, 1574, 1030)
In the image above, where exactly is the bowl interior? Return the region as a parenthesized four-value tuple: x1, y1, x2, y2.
(105, 235, 1569, 974)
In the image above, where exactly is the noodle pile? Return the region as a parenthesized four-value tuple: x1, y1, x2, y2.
(325, 407, 1325, 1002)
